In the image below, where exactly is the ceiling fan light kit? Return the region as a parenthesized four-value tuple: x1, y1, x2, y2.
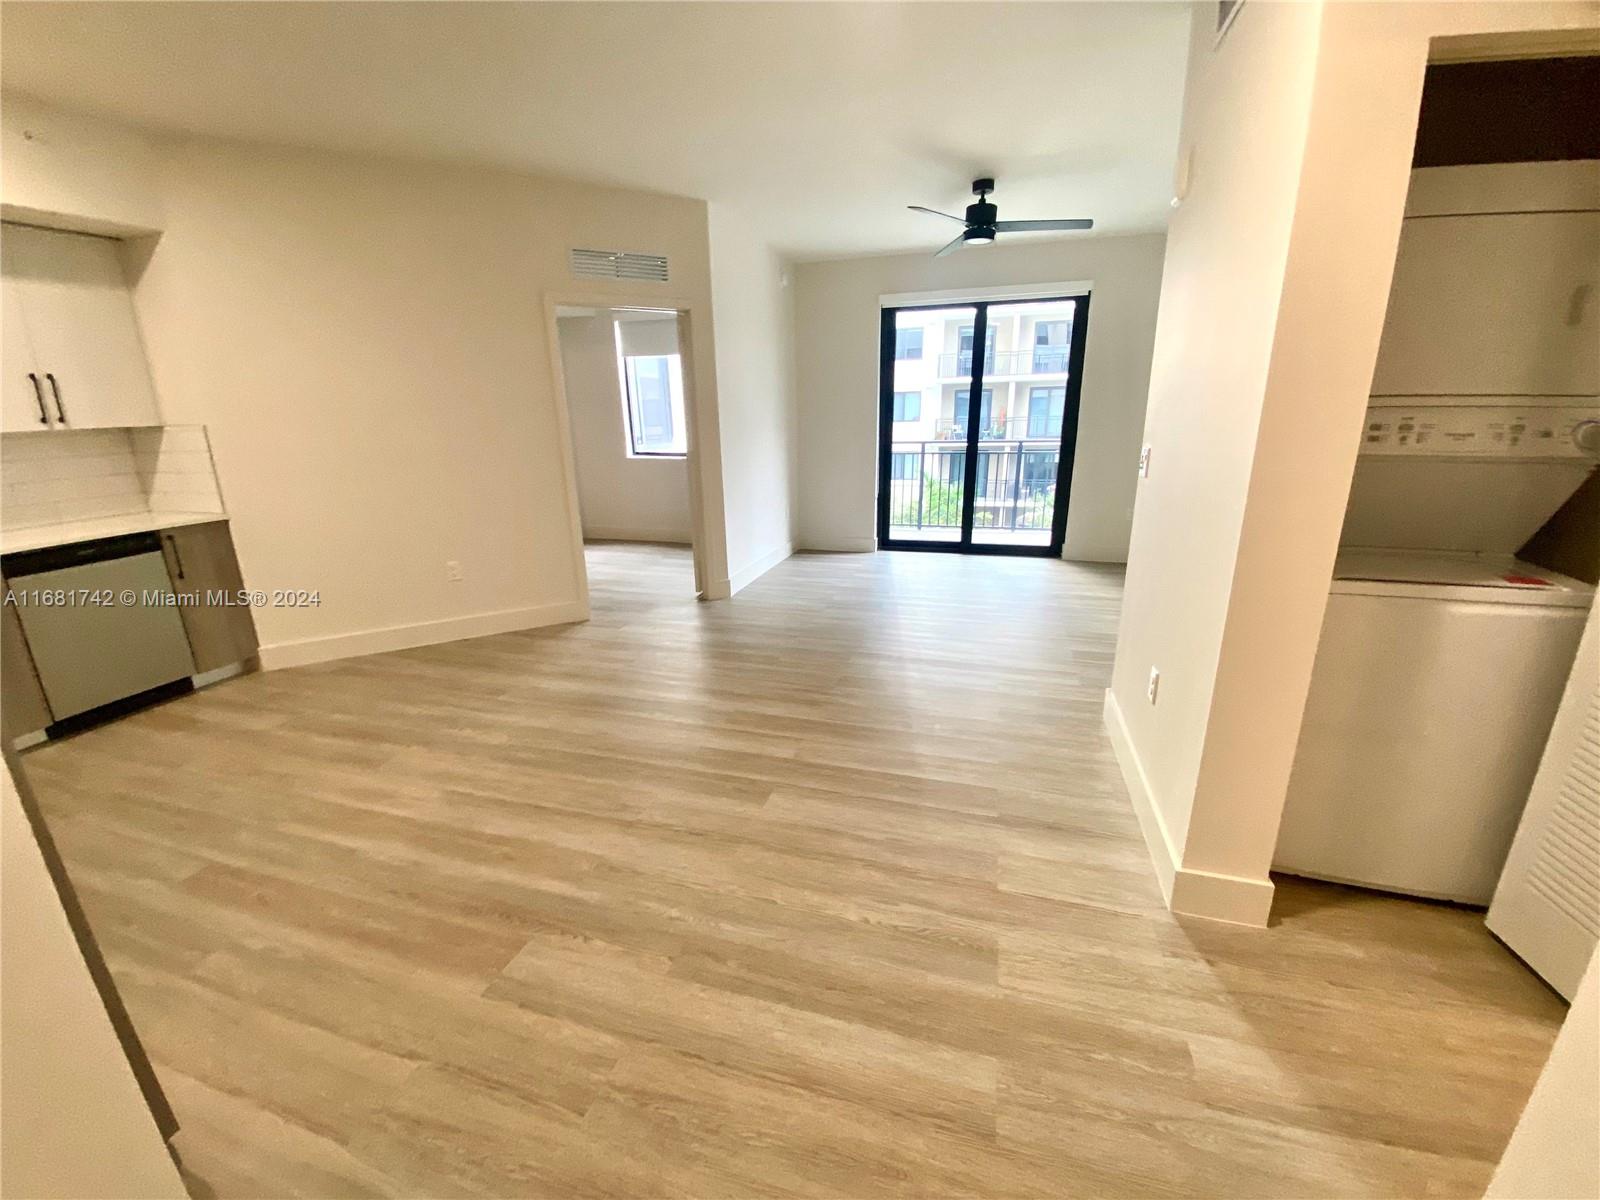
(909, 177, 1093, 257)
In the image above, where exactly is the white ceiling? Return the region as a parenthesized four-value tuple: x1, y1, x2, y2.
(0, 2, 1191, 261)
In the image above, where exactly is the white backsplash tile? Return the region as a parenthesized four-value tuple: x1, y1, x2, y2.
(1, 425, 225, 534)
(130, 426, 225, 514)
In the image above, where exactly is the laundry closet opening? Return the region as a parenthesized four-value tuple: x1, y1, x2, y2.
(1273, 51, 1600, 1002)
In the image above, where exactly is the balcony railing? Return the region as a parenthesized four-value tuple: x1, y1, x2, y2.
(933, 416, 1062, 442)
(887, 440, 1061, 534)
(936, 350, 1070, 378)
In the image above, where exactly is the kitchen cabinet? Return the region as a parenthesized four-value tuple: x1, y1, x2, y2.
(1371, 208, 1599, 399)
(2, 246, 49, 430)
(1, 222, 162, 432)
(1, 520, 255, 740)
(159, 521, 258, 673)
(1, 577, 52, 739)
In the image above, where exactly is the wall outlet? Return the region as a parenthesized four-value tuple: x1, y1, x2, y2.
(446, 560, 464, 582)
(1147, 667, 1160, 705)
(1138, 444, 1152, 478)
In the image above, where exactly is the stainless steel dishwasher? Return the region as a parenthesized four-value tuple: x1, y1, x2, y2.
(6, 531, 196, 722)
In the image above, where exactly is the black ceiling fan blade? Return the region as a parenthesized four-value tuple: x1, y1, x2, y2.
(933, 232, 966, 258)
(909, 205, 969, 225)
(993, 218, 1095, 232)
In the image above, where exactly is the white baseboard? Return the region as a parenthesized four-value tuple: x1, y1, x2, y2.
(1103, 688, 1178, 904)
(797, 536, 877, 553)
(1169, 866, 1275, 927)
(728, 541, 793, 597)
(1102, 688, 1274, 928)
(583, 527, 693, 545)
(258, 599, 587, 671)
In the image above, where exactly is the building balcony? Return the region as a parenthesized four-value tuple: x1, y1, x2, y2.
(933, 416, 1062, 442)
(936, 350, 1070, 378)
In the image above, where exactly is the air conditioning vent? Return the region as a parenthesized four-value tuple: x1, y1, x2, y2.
(569, 248, 670, 283)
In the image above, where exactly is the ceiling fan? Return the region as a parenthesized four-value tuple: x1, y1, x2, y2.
(910, 178, 1093, 257)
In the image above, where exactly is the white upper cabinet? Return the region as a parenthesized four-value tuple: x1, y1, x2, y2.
(1371, 162, 1600, 399)
(1, 223, 162, 432)
(1, 246, 49, 431)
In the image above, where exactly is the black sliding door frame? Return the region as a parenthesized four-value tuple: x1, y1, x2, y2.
(876, 292, 1091, 557)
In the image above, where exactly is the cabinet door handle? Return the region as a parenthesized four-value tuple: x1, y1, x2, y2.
(166, 534, 185, 580)
(45, 373, 65, 424)
(26, 373, 48, 425)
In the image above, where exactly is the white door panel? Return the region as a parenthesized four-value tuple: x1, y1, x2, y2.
(2, 234, 48, 431)
(1488, 601, 1600, 1000)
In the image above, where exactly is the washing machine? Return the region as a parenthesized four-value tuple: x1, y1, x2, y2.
(1275, 399, 1599, 904)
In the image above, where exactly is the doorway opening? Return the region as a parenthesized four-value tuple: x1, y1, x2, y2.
(877, 294, 1089, 556)
(553, 305, 699, 609)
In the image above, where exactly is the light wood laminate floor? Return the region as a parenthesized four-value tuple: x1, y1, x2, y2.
(22, 544, 1564, 1199)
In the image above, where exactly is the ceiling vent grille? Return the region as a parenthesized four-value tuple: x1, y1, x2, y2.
(570, 248, 670, 283)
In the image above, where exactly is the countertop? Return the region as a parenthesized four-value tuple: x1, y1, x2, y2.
(1, 511, 228, 557)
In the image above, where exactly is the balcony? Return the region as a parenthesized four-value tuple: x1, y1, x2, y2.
(936, 349, 1070, 378)
(933, 416, 1061, 442)
(886, 439, 1062, 546)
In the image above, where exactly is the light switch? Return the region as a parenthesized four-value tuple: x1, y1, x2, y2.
(1138, 445, 1152, 478)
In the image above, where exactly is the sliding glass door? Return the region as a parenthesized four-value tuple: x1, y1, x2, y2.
(877, 294, 1089, 556)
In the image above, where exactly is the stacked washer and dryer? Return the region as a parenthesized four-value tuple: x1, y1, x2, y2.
(1275, 160, 1600, 905)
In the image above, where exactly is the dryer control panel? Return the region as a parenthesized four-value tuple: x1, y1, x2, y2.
(1361, 405, 1600, 458)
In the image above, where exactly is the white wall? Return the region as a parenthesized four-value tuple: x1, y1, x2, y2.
(1, 759, 186, 1200)
(557, 313, 692, 544)
(792, 233, 1167, 560)
(1105, 0, 1600, 925)
(707, 203, 796, 594)
(1, 95, 730, 666)
(1487, 950, 1600, 1200)
(1104, 0, 1324, 922)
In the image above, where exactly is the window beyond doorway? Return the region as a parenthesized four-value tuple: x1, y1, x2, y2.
(893, 391, 921, 422)
(894, 328, 924, 360)
(620, 352, 687, 457)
